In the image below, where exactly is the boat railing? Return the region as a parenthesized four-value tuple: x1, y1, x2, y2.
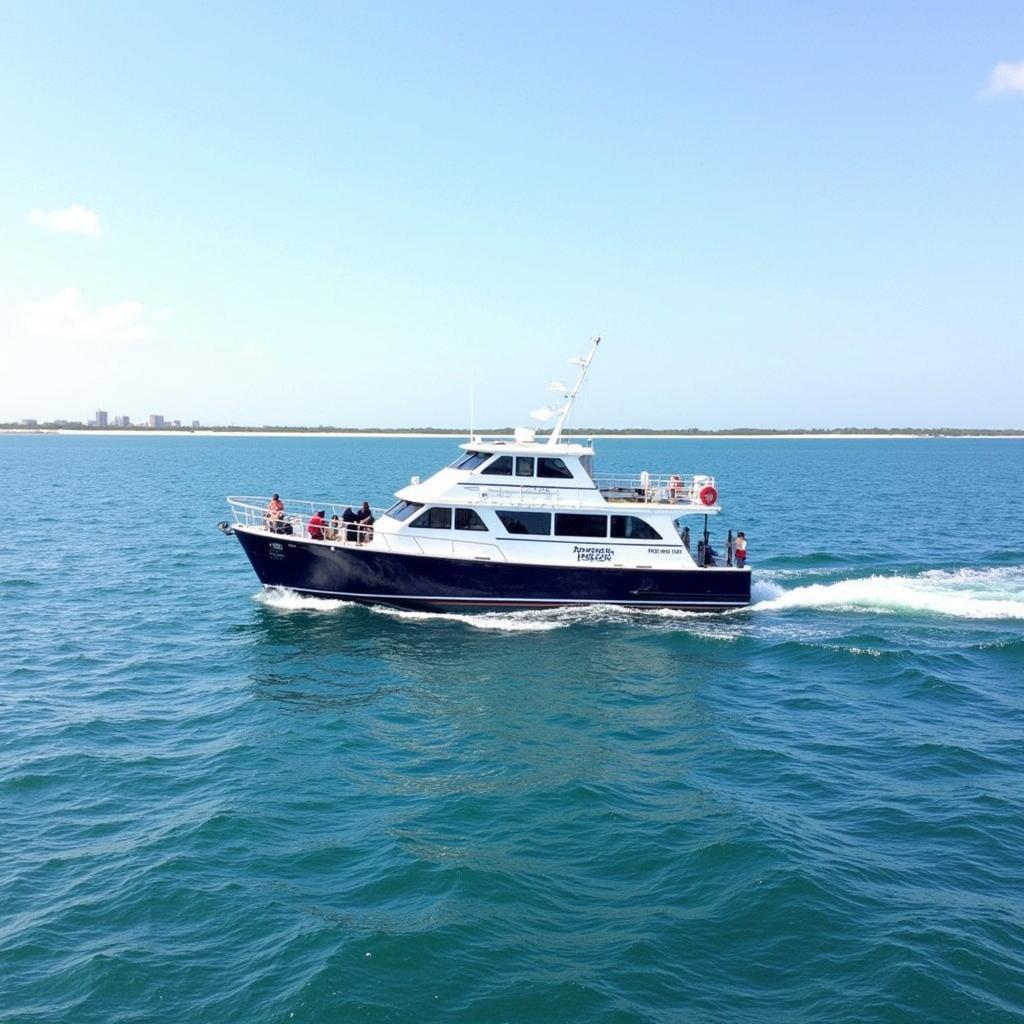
(592, 473, 716, 506)
(226, 496, 511, 561)
(228, 496, 387, 536)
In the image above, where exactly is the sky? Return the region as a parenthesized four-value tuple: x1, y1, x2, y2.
(1, 1, 1022, 429)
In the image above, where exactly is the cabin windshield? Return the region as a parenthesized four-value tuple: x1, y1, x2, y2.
(384, 500, 424, 522)
(451, 450, 489, 470)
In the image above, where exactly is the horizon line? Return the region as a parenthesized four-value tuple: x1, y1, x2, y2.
(4, 424, 1024, 438)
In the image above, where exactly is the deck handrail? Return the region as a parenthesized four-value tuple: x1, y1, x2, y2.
(227, 496, 387, 537)
(592, 473, 716, 506)
(226, 496, 510, 560)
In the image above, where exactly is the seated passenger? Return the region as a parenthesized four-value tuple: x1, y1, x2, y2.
(356, 501, 375, 543)
(324, 513, 340, 541)
(265, 493, 285, 533)
(308, 509, 326, 540)
(342, 506, 357, 541)
(668, 474, 684, 502)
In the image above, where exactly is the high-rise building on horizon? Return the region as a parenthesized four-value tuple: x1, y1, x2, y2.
(95, 409, 108, 427)
(148, 414, 165, 428)
(114, 415, 131, 427)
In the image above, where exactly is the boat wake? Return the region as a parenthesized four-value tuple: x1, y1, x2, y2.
(370, 606, 579, 633)
(252, 567, 1024, 631)
(750, 567, 1024, 620)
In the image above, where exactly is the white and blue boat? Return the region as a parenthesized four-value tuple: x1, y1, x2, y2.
(220, 339, 751, 610)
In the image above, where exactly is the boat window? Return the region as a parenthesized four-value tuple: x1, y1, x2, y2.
(481, 455, 514, 476)
(455, 508, 488, 531)
(496, 510, 551, 535)
(451, 450, 489, 470)
(537, 457, 573, 479)
(515, 457, 534, 477)
(579, 454, 595, 480)
(554, 513, 608, 538)
(384, 500, 424, 522)
(410, 506, 452, 530)
(610, 515, 662, 540)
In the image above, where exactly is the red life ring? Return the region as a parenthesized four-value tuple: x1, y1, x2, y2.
(699, 485, 718, 506)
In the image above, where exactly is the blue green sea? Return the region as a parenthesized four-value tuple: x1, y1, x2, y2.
(3, 434, 1023, 1023)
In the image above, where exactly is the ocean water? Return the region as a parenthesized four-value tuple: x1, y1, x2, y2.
(2, 434, 1023, 1023)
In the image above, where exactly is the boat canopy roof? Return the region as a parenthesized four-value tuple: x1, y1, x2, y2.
(458, 437, 595, 457)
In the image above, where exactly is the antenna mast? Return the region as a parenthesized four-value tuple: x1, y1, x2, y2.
(547, 336, 600, 446)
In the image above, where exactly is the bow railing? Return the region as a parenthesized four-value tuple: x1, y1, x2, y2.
(225, 496, 510, 560)
(228, 496, 386, 540)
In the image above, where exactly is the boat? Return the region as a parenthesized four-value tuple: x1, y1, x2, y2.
(218, 339, 751, 611)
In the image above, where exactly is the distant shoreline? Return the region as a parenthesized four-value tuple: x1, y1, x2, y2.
(3, 427, 1023, 440)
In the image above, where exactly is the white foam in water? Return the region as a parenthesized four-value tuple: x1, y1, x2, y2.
(254, 587, 355, 612)
(370, 603, 632, 633)
(751, 567, 1024, 621)
(255, 568, 1024, 628)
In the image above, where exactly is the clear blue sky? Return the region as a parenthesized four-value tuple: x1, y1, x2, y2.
(1, 2, 1022, 428)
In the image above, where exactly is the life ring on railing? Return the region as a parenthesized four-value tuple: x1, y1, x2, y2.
(699, 485, 718, 506)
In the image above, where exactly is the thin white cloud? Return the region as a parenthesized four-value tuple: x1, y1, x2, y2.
(17, 287, 153, 343)
(981, 61, 1024, 97)
(26, 203, 102, 236)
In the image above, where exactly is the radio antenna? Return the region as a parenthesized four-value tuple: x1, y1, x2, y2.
(547, 337, 600, 446)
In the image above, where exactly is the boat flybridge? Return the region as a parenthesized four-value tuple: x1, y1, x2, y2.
(220, 339, 752, 611)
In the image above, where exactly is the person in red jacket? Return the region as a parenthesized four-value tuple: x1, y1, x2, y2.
(308, 509, 326, 540)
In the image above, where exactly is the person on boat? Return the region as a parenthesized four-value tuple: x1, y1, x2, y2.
(734, 532, 747, 568)
(325, 513, 340, 541)
(356, 502, 375, 544)
(308, 509, 326, 540)
(668, 474, 684, 502)
(342, 506, 357, 541)
(265, 493, 285, 533)
(680, 525, 691, 553)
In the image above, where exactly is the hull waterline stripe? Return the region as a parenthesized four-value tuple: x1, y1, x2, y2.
(264, 585, 748, 607)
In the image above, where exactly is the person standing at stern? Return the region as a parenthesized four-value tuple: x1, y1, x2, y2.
(735, 531, 747, 568)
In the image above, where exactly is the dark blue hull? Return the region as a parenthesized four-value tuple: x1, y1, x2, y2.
(232, 529, 751, 611)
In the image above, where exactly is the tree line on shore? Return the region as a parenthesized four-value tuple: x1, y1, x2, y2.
(3, 422, 1022, 436)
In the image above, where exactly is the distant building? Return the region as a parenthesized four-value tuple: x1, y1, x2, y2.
(95, 410, 108, 427)
(114, 415, 131, 427)
(148, 414, 165, 428)
(191, 420, 200, 429)
(171, 419, 181, 428)
(21, 418, 37, 427)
